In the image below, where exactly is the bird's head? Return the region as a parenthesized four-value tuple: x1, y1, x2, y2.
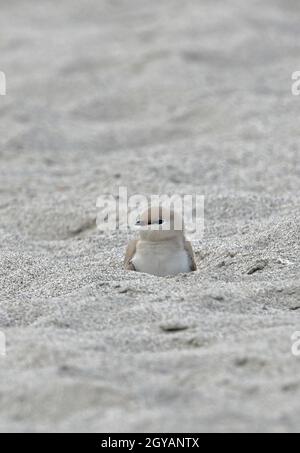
(135, 206, 184, 242)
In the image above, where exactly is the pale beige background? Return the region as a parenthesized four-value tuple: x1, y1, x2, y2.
(0, 0, 300, 433)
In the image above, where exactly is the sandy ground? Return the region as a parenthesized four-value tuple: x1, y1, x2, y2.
(0, 0, 300, 433)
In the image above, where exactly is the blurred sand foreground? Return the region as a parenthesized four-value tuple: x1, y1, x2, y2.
(0, 0, 300, 433)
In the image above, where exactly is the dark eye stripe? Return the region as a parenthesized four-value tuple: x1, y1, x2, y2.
(147, 219, 164, 225)
(145, 218, 164, 225)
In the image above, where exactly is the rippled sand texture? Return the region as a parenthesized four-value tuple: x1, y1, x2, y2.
(0, 0, 300, 433)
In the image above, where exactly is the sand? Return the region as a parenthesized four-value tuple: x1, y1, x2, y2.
(0, 0, 300, 433)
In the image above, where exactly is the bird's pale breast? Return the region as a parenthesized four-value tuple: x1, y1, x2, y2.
(132, 241, 190, 277)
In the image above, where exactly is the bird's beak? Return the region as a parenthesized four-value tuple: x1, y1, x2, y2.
(135, 220, 146, 228)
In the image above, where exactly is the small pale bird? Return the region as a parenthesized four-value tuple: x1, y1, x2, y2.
(124, 206, 197, 277)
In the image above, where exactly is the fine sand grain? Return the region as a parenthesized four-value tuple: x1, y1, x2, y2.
(0, 0, 300, 433)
